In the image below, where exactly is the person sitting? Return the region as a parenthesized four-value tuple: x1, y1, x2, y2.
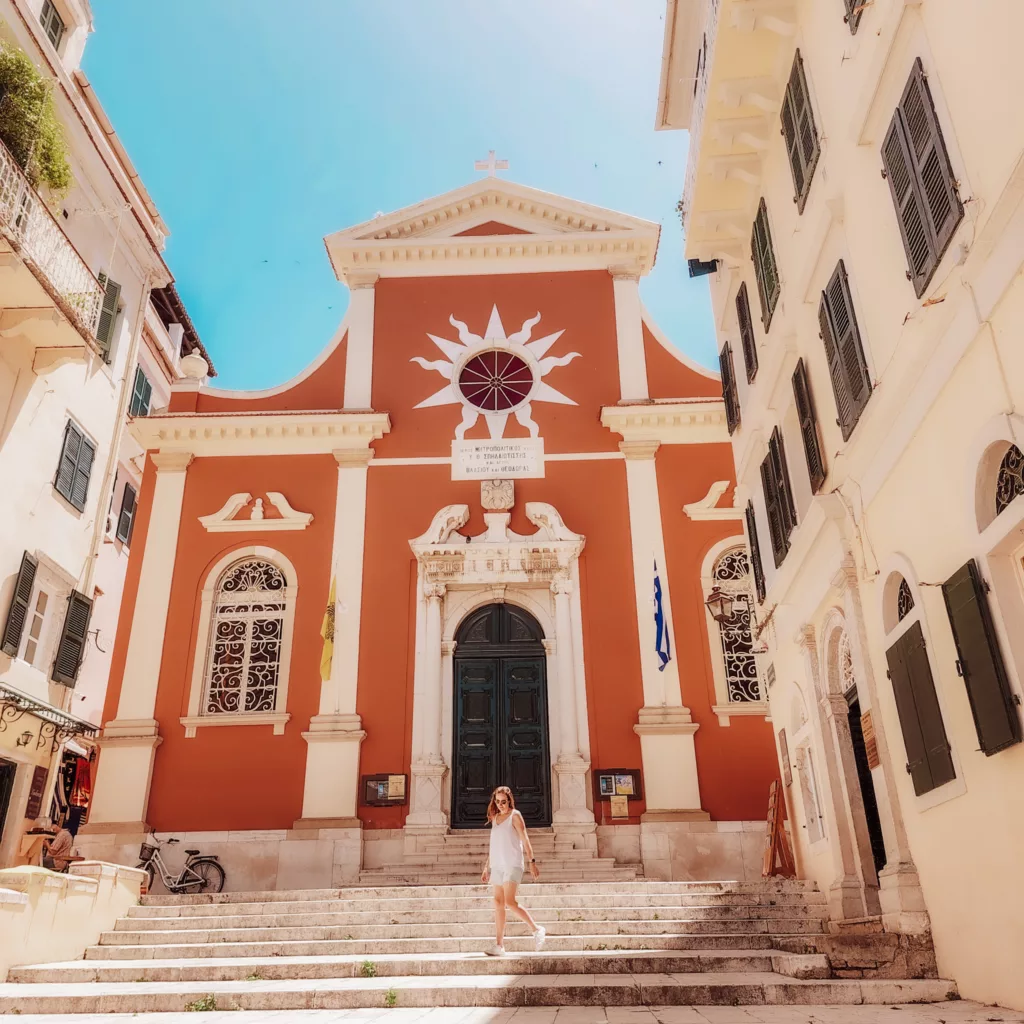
(42, 823, 74, 873)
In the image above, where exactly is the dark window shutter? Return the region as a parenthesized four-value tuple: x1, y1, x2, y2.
(95, 274, 121, 359)
(771, 427, 797, 539)
(792, 358, 826, 493)
(941, 561, 1022, 755)
(1, 551, 38, 656)
(51, 590, 92, 687)
(751, 199, 780, 331)
(820, 261, 871, 441)
(781, 51, 820, 213)
(745, 501, 766, 603)
(882, 60, 963, 298)
(69, 435, 96, 512)
(719, 342, 741, 435)
(885, 621, 955, 795)
(54, 422, 82, 506)
(129, 366, 153, 418)
(843, 0, 863, 34)
(115, 483, 137, 545)
(736, 283, 758, 383)
(760, 451, 786, 569)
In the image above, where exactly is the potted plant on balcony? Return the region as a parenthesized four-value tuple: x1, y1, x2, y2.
(0, 41, 72, 199)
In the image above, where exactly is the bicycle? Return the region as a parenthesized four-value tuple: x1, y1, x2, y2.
(136, 834, 225, 894)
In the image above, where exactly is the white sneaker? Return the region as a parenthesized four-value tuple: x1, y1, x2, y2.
(485, 944, 505, 957)
(534, 926, 546, 951)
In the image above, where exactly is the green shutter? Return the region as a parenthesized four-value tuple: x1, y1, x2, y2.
(793, 358, 826, 493)
(51, 590, 93, 687)
(736, 282, 758, 383)
(1, 551, 38, 656)
(820, 261, 871, 441)
(781, 51, 820, 212)
(69, 435, 96, 512)
(843, 0, 863, 33)
(885, 621, 955, 795)
(719, 342, 740, 435)
(115, 483, 137, 545)
(745, 501, 766, 603)
(95, 274, 121, 359)
(941, 561, 1022, 755)
(129, 366, 153, 417)
(751, 199, 780, 331)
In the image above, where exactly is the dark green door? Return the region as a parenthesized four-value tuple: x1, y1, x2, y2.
(0, 759, 16, 847)
(452, 604, 551, 828)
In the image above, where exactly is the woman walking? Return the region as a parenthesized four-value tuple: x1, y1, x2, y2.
(481, 786, 545, 956)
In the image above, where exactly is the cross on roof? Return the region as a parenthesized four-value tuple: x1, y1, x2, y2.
(474, 150, 509, 178)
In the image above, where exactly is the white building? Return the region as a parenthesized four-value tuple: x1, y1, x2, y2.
(0, 0, 209, 865)
(658, 0, 1024, 1010)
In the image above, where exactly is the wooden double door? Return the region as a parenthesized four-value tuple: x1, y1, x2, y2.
(451, 604, 552, 829)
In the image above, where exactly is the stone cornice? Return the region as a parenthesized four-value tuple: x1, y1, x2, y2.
(130, 411, 391, 458)
(601, 400, 729, 445)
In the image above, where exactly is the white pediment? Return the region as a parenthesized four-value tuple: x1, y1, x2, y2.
(325, 179, 661, 281)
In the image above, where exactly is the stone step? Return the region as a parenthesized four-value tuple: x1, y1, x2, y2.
(99, 917, 825, 946)
(126, 890, 826, 918)
(83, 933, 780, 960)
(354, 871, 640, 886)
(138, 879, 820, 906)
(0, 972, 958, 1013)
(11, 948, 807, 983)
(114, 904, 829, 932)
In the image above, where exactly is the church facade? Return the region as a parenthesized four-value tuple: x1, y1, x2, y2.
(78, 179, 780, 888)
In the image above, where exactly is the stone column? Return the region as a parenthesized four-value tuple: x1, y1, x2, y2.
(407, 582, 447, 829)
(551, 578, 594, 832)
(610, 267, 650, 402)
(297, 448, 372, 827)
(620, 441, 703, 818)
(834, 562, 929, 933)
(343, 272, 379, 409)
(84, 450, 192, 833)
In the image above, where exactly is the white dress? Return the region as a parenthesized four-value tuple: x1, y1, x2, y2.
(489, 810, 525, 883)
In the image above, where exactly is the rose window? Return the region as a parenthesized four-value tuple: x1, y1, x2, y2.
(457, 351, 535, 412)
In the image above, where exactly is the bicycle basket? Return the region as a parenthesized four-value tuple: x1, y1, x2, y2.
(139, 842, 157, 863)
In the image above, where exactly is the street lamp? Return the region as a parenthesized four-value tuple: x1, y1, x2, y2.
(16, 730, 33, 747)
(704, 586, 735, 624)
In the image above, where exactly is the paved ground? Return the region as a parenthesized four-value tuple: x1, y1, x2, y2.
(7, 1004, 1023, 1023)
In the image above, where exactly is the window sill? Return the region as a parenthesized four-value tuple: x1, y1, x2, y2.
(180, 712, 290, 738)
(713, 702, 771, 726)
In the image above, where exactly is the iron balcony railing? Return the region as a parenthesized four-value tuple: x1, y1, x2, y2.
(680, 0, 721, 234)
(0, 138, 103, 340)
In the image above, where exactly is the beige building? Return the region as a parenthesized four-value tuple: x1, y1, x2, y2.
(0, 0, 208, 866)
(658, 0, 1024, 1010)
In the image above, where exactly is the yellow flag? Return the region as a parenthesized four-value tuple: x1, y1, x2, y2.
(320, 576, 336, 682)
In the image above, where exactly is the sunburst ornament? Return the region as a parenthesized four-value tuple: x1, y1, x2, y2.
(410, 306, 580, 440)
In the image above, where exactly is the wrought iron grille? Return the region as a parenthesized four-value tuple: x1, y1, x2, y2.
(712, 548, 761, 703)
(839, 630, 856, 695)
(204, 560, 286, 717)
(995, 444, 1024, 517)
(897, 578, 915, 622)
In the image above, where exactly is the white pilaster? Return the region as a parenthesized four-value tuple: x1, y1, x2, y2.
(620, 440, 703, 816)
(86, 450, 191, 831)
(551, 578, 593, 827)
(342, 272, 380, 409)
(611, 268, 650, 402)
(407, 582, 448, 828)
(298, 448, 372, 826)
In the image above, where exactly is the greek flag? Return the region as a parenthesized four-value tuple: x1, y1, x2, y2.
(653, 560, 671, 672)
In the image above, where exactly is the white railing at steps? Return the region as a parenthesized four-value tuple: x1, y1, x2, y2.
(680, 0, 721, 234)
(0, 140, 103, 339)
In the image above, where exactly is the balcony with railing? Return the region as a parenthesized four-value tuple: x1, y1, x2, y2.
(0, 137, 104, 369)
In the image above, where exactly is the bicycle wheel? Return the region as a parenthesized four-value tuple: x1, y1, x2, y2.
(175, 857, 225, 894)
(135, 861, 155, 893)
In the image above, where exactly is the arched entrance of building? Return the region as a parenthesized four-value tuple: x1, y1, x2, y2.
(452, 603, 552, 829)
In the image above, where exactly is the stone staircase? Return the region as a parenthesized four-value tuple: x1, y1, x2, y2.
(0, 878, 956, 1014)
(360, 828, 638, 885)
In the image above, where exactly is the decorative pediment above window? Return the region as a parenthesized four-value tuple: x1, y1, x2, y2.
(198, 492, 313, 533)
(410, 501, 585, 586)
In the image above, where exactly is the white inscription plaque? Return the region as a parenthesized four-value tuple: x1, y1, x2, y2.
(452, 439, 545, 480)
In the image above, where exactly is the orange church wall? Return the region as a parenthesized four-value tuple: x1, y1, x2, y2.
(167, 332, 349, 415)
(655, 444, 781, 821)
(371, 272, 622, 458)
(142, 454, 337, 832)
(642, 323, 721, 402)
(356, 457, 646, 827)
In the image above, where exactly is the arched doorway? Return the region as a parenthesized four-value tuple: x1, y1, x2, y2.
(452, 603, 552, 829)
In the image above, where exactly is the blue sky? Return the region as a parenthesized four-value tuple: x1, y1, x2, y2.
(83, 1, 715, 390)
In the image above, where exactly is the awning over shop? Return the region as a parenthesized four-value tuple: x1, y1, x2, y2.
(0, 683, 99, 754)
